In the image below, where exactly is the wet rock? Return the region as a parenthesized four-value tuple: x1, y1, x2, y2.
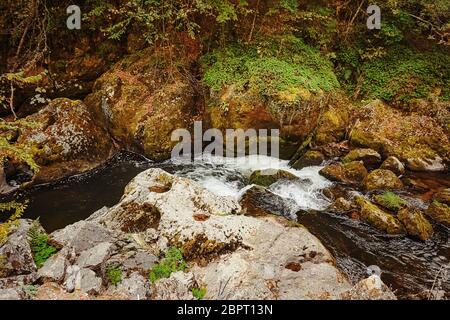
(0, 166, 18, 195)
(76, 242, 115, 270)
(380, 156, 405, 176)
(349, 100, 449, 172)
(319, 161, 368, 186)
(355, 197, 405, 234)
(363, 169, 403, 191)
(16, 98, 113, 184)
(433, 188, 450, 206)
(249, 169, 297, 187)
(84, 48, 199, 161)
(328, 197, 353, 213)
(342, 275, 396, 300)
(152, 271, 196, 300)
(114, 272, 152, 300)
(291, 150, 325, 170)
(397, 208, 433, 241)
(76, 268, 102, 295)
(239, 185, 296, 218)
(426, 201, 450, 227)
(50, 221, 117, 254)
(0, 220, 36, 277)
(342, 148, 381, 167)
(37, 248, 69, 283)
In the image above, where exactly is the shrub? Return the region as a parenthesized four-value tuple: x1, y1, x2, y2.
(149, 247, 186, 283)
(0, 201, 27, 246)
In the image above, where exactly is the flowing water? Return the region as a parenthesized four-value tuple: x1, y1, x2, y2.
(2, 152, 449, 299)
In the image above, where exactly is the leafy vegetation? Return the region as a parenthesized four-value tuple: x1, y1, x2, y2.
(149, 247, 187, 283)
(202, 35, 339, 98)
(374, 192, 407, 212)
(192, 287, 207, 300)
(0, 201, 27, 246)
(107, 266, 123, 285)
(27, 220, 57, 268)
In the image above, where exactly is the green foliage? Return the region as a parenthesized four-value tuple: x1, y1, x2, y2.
(27, 220, 57, 268)
(202, 35, 339, 98)
(192, 287, 206, 300)
(360, 46, 450, 102)
(107, 266, 122, 285)
(149, 247, 187, 283)
(0, 201, 27, 246)
(375, 192, 407, 212)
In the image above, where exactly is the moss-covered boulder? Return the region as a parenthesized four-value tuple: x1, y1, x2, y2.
(16, 98, 113, 184)
(380, 156, 405, 176)
(373, 192, 407, 212)
(314, 106, 349, 145)
(355, 197, 405, 235)
(319, 161, 368, 186)
(291, 150, 325, 169)
(397, 207, 433, 241)
(433, 189, 450, 206)
(349, 100, 449, 172)
(202, 36, 340, 159)
(426, 201, 450, 227)
(342, 148, 381, 167)
(363, 169, 403, 191)
(84, 48, 200, 161)
(249, 169, 297, 187)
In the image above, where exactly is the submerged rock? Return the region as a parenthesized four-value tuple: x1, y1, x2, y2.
(248, 169, 297, 187)
(355, 197, 405, 234)
(363, 169, 403, 191)
(342, 148, 381, 167)
(319, 161, 368, 186)
(397, 207, 433, 241)
(380, 156, 405, 176)
(239, 185, 296, 218)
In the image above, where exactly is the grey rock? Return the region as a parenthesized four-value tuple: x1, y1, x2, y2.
(50, 221, 116, 254)
(0, 220, 36, 277)
(76, 268, 102, 295)
(153, 271, 195, 300)
(342, 275, 396, 300)
(108, 250, 158, 274)
(0, 288, 23, 300)
(76, 242, 115, 269)
(37, 248, 69, 283)
(64, 265, 80, 293)
(115, 272, 152, 300)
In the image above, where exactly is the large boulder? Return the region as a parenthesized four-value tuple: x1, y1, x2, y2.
(319, 161, 368, 186)
(15, 98, 113, 184)
(90, 168, 357, 299)
(349, 100, 449, 172)
(355, 197, 405, 235)
(363, 169, 403, 191)
(84, 48, 201, 161)
(291, 150, 325, 170)
(380, 156, 405, 176)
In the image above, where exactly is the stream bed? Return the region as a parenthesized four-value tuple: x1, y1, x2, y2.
(2, 152, 449, 299)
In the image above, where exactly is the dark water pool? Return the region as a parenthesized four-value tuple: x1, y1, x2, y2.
(1, 152, 449, 299)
